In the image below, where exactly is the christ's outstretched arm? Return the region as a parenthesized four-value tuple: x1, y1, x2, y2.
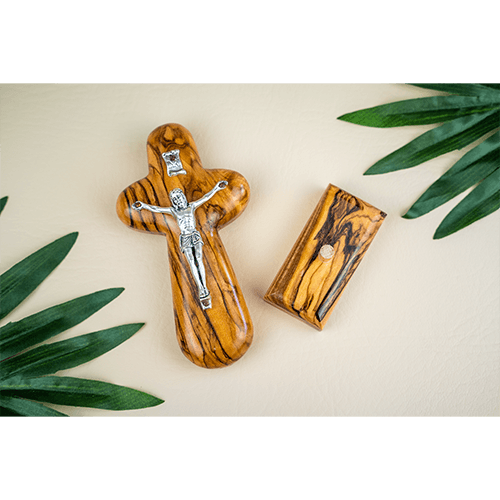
(191, 181, 228, 210)
(132, 201, 174, 216)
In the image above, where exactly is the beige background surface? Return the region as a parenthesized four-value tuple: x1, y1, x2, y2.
(1, 84, 498, 416)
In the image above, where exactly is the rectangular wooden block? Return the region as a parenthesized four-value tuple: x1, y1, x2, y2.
(264, 184, 386, 330)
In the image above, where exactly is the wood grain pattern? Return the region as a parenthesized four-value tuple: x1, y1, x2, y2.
(264, 184, 386, 330)
(116, 124, 253, 368)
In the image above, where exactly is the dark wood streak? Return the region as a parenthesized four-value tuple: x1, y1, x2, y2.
(116, 123, 253, 368)
(130, 187, 150, 231)
(264, 184, 386, 331)
(167, 240, 211, 366)
(123, 191, 135, 229)
(316, 211, 382, 321)
(200, 254, 233, 360)
(144, 178, 161, 204)
(136, 182, 162, 234)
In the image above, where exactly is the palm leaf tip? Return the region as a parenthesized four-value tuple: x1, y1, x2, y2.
(0, 322, 146, 381)
(402, 209, 417, 220)
(0, 376, 164, 411)
(362, 110, 500, 176)
(342, 84, 500, 238)
(337, 107, 391, 127)
(0, 196, 7, 215)
(337, 110, 366, 125)
(339, 94, 500, 129)
(401, 133, 500, 221)
(0, 287, 126, 361)
(433, 169, 500, 239)
(0, 232, 79, 321)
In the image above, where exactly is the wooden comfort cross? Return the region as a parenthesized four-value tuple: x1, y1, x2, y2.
(116, 124, 253, 369)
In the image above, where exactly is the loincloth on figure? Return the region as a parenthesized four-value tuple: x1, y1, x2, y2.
(179, 231, 204, 253)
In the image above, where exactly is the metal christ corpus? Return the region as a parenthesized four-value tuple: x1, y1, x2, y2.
(132, 180, 228, 310)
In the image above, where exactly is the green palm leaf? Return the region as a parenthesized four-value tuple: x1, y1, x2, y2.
(0, 287, 124, 361)
(434, 168, 500, 239)
(0, 323, 144, 381)
(410, 84, 500, 97)
(0, 232, 78, 320)
(0, 375, 163, 411)
(0, 219, 164, 416)
(337, 84, 500, 238)
(481, 84, 500, 91)
(364, 110, 499, 175)
(0, 394, 68, 416)
(338, 95, 500, 128)
(0, 197, 7, 216)
(404, 132, 500, 219)
(0, 407, 20, 416)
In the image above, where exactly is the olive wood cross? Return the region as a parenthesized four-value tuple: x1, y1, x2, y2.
(116, 124, 253, 369)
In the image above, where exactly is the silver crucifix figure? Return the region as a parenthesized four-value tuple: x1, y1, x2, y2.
(132, 180, 228, 310)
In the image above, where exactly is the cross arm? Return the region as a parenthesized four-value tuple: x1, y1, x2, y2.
(191, 181, 228, 210)
(132, 200, 173, 216)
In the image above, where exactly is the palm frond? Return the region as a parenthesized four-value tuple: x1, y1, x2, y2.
(0, 217, 164, 416)
(338, 95, 500, 128)
(404, 132, 499, 219)
(364, 111, 499, 175)
(0, 323, 144, 381)
(0, 233, 78, 320)
(337, 84, 500, 238)
(481, 84, 500, 91)
(0, 394, 68, 416)
(0, 197, 7, 216)
(434, 168, 500, 239)
(0, 288, 125, 361)
(0, 375, 163, 411)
